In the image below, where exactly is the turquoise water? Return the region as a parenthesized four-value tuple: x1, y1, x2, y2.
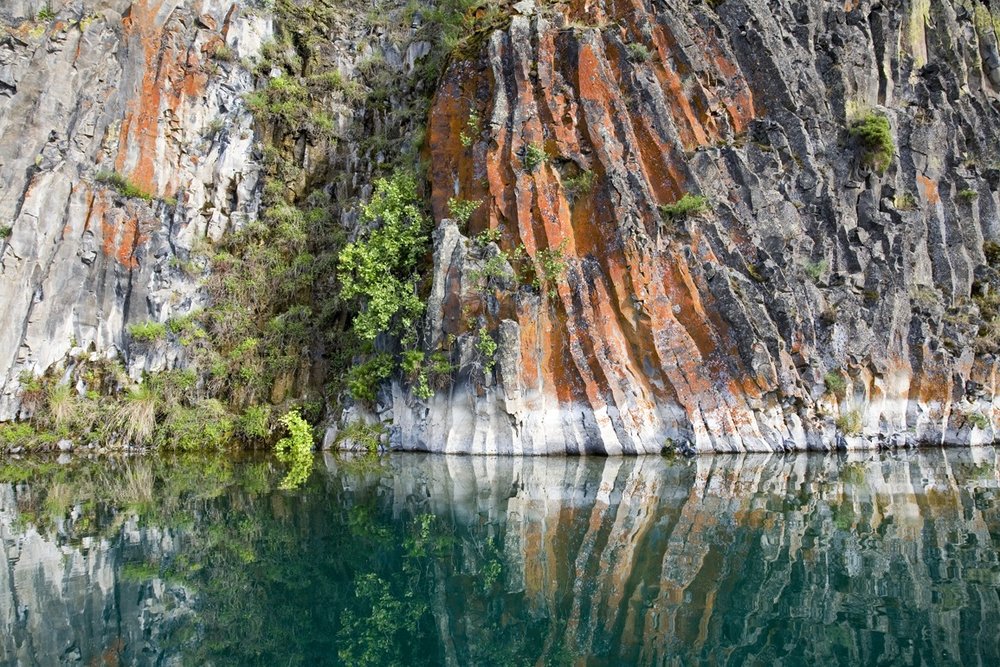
(1, 449, 1000, 665)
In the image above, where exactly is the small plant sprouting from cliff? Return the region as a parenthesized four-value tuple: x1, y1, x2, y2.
(96, 170, 154, 202)
(848, 112, 894, 174)
(0, 226, 11, 240)
(338, 173, 429, 342)
(835, 409, 863, 436)
(626, 43, 652, 63)
(128, 321, 168, 344)
(824, 371, 848, 399)
(37, 6, 56, 21)
(958, 189, 979, 203)
(460, 110, 481, 147)
(659, 193, 710, 221)
(894, 192, 917, 211)
(336, 420, 384, 455)
(477, 326, 498, 374)
(563, 170, 596, 201)
(448, 197, 482, 227)
(523, 143, 548, 172)
(474, 227, 503, 247)
(804, 259, 827, 284)
(966, 411, 991, 430)
(535, 243, 569, 298)
(347, 353, 394, 405)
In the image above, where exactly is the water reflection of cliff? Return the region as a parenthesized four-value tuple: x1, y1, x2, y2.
(1, 449, 999, 666)
(341, 450, 1000, 665)
(0, 484, 189, 666)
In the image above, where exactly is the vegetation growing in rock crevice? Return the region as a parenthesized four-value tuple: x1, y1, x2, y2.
(848, 111, 894, 174)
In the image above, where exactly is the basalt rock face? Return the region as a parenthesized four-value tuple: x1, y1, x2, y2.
(0, 0, 267, 420)
(390, 0, 1000, 453)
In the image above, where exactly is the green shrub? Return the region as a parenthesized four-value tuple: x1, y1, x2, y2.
(563, 170, 595, 200)
(626, 43, 652, 62)
(0, 226, 11, 239)
(347, 353, 394, 404)
(659, 193, 709, 220)
(448, 197, 482, 226)
(161, 400, 234, 451)
(958, 189, 979, 202)
(522, 143, 548, 172)
(274, 410, 314, 489)
(966, 411, 991, 430)
(338, 173, 429, 342)
(804, 259, 828, 283)
(474, 227, 502, 247)
(848, 112, 894, 174)
(477, 327, 498, 374)
(238, 405, 272, 442)
(96, 170, 154, 202)
(824, 371, 847, 398)
(533, 242, 568, 297)
(894, 192, 917, 210)
(37, 6, 56, 21)
(835, 409, 863, 436)
(128, 321, 167, 343)
(212, 44, 234, 62)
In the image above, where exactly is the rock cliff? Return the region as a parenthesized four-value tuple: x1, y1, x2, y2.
(3, 0, 1000, 454)
(394, 0, 1000, 453)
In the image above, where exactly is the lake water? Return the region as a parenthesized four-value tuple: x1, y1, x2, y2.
(2, 448, 1000, 666)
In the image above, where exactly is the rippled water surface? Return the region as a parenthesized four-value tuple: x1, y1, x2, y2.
(2, 448, 1000, 666)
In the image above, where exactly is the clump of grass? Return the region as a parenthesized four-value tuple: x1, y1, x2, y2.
(958, 188, 979, 202)
(804, 259, 828, 284)
(848, 112, 894, 174)
(563, 170, 595, 201)
(211, 43, 234, 62)
(659, 193, 710, 220)
(626, 43, 652, 62)
(336, 420, 384, 455)
(835, 409, 863, 436)
(824, 371, 847, 398)
(113, 384, 159, 446)
(37, 6, 56, 21)
(128, 321, 167, 343)
(522, 143, 548, 172)
(96, 170, 153, 202)
(0, 226, 11, 239)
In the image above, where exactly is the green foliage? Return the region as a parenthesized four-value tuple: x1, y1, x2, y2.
(835, 409, 863, 436)
(848, 112, 894, 174)
(238, 405, 272, 443)
(211, 44, 234, 62)
(128, 321, 167, 343)
(159, 400, 234, 451)
(96, 170, 154, 202)
(246, 75, 335, 138)
(338, 173, 429, 342)
(473, 227, 502, 247)
(626, 42, 652, 62)
(523, 143, 548, 172)
(337, 420, 384, 455)
(0, 226, 11, 239)
(824, 371, 847, 399)
(477, 327, 498, 374)
(958, 188, 979, 202)
(563, 170, 596, 201)
(37, 6, 56, 21)
(535, 242, 568, 297)
(448, 197, 482, 226)
(274, 410, 314, 489)
(660, 193, 710, 220)
(348, 353, 394, 405)
(804, 259, 828, 284)
(894, 192, 917, 210)
(966, 411, 991, 430)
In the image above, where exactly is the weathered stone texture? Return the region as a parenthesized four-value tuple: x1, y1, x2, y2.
(0, 1, 267, 419)
(392, 0, 1000, 453)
